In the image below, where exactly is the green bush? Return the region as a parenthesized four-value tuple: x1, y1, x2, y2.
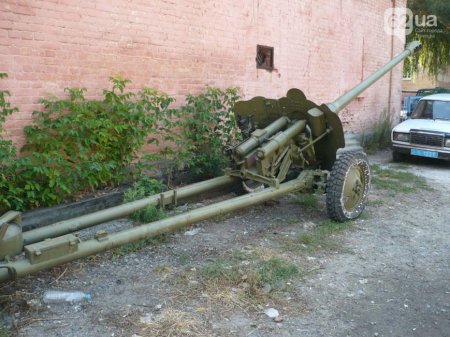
(0, 73, 23, 211)
(15, 77, 176, 208)
(177, 86, 240, 180)
(123, 176, 166, 223)
(0, 77, 240, 211)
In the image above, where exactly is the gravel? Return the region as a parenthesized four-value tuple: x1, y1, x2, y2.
(1, 150, 449, 337)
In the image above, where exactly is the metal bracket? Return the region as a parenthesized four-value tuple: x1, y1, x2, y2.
(0, 211, 22, 225)
(159, 189, 178, 208)
(173, 189, 178, 207)
(95, 230, 109, 242)
(159, 193, 166, 208)
(0, 211, 22, 241)
(0, 266, 17, 280)
(0, 224, 7, 242)
(240, 169, 279, 189)
(24, 234, 80, 265)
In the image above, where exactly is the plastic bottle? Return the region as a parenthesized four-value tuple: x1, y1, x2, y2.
(43, 290, 92, 304)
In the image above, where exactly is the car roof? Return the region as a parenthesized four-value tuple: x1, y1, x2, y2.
(419, 93, 450, 101)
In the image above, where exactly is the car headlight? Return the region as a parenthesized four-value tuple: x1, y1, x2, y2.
(445, 138, 450, 148)
(393, 132, 410, 142)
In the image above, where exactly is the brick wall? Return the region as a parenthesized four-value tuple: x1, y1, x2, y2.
(0, 0, 406, 147)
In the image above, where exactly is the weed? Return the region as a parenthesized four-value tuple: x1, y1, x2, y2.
(367, 199, 384, 207)
(169, 250, 303, 313)
(318, 219, 355, 233)
(153, 265, 174, 280)
(251, 247, 280, 261)
(211, 213, 232, 223)
(124, 176, 166, 201)
(199, 255, 299, 290)
(284, 217, 300, 225)
(200, 260, 242, 283)
(177, 252, 191, 265)
(295, 193, 319, 208)
(230, 250, 256, 261)
(123, 176, 166, 223)
(371, 164, 430, 194)
(112, 234, 168, 259)
(358, 212, 371, 220)
(0, 326, 11, 337)
(360, 110, 393, 153)
(391, 163, 410, 170)
(256, 257, 299, 287)
(130, 206, 166, 224)
(289, 219, 354, 253)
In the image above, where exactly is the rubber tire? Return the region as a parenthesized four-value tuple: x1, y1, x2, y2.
(326, 152, 371, 222)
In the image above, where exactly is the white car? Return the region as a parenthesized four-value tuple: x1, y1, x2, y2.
(391, 93, 450, 161)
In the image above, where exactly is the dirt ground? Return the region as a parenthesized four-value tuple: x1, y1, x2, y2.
(1, 149, 449, 337)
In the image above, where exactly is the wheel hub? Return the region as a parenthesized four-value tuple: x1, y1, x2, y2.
(343, 164, 365, 211)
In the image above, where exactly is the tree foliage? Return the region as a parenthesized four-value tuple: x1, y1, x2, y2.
(406, 0, 450, 77)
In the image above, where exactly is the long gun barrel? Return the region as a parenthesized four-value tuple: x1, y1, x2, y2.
(326, 41, 422, 114)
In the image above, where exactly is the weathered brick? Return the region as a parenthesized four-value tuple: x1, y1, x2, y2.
(1, 0, 407, 148)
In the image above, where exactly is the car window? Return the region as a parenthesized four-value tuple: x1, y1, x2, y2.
(433, 101, 450, 120)
(412, 100, 432, 119)
(412, 100, 450, 120)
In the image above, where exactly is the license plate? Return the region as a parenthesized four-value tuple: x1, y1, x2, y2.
(410, 148, 439, 158)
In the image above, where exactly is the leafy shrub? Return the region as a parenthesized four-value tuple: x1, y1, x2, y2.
(0, 73, 23, 211)
(0, 77, 241, 211)
(16, 77, 176, 207)
(177, 86, 240, 180)
(123, 176, 166, 223)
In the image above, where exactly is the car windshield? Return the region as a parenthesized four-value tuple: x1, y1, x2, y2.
(412, 100, 450, 120)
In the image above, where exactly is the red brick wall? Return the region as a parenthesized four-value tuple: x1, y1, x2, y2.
(0, 0, 406, 147)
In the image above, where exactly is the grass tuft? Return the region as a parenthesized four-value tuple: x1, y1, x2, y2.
(200, 260, 242, 283)
(167, 250, 302, 311)
(256, 257, 299, 287)
(359, 110, 393, 153)
(371, 164, 430, 194)
(112, 234, 168, 259)
(130, 206, 166, 224)
(141, 308, 206, 337)
(295, 193, 319, 208)
(123, 176, 167, 224)
(0, 326, 11, 337)
(289, 219, 354, 253)
(367, 199, 384, 207)
(198, 255, 299, 290)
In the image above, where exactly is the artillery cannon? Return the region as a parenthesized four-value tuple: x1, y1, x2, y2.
(0, 41, 421, 283)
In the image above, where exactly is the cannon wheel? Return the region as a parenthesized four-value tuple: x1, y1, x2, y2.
(326, 152, 370, 222)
